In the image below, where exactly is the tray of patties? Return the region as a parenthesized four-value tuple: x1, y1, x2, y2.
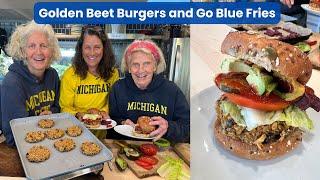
(10, 112, 113, 180)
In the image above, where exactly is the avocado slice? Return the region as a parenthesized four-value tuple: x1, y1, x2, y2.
(115, 157, 128, 171)
(275, 79, 305, 101)
(123, 147, 140, 161)
(246, 68, 276, 96)
(295, 42, 311, 53)
(220, 58, 251, 73)
(154, 138, 170, 148)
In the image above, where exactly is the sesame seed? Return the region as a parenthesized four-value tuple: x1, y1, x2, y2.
(270, 146, 273, 149)
(289, 53, 293, 58)
(287, 140, 291, 146)
(286, 57, 290, 61)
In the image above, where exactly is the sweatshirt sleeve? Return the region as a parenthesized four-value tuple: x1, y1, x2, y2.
(1, 78, 28, 146)
(50, 70, 61, 113)
(59, 68, 77, 115)
(108, 83, 123, 124)
(164, 87, 190, 143)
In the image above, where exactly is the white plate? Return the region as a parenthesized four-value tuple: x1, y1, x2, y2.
(84, 119, 117, 130)
(114, 125, 155, 140)
(191, 86, 320, 180)
(302, 4, 320, 16)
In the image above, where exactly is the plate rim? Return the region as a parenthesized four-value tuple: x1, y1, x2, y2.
(191, 86, 320, 180)
(114, 124, 155, 140)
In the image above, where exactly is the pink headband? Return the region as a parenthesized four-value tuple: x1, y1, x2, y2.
(125, 41, 160, 62)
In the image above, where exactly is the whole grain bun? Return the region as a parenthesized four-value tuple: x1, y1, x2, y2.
(221, 31, 312, 85)
(214, 100, 303, 160)
(137, 116, 156, 134)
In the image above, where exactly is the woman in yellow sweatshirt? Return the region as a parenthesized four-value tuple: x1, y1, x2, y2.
(60, 25, 119, 139)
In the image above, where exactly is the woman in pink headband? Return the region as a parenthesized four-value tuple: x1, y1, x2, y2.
(108, 40, 190, 143)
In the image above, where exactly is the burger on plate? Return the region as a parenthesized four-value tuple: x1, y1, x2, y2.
(81, 108, 102, 128)
(133, 116, 156, 138)
(214, 31, 320, 160)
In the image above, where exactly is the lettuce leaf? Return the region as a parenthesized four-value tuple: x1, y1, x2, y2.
(283, 106, 314, 131)
(220, 100, 314, 131)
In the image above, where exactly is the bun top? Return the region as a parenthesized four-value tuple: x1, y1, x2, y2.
(221, 31, 312, 85)
(137, 116, 155, 134)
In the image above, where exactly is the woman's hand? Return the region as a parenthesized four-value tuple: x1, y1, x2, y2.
(75, 112, 85, 121)
(99, 111, 110, 120)
(149, 116, 168, 141)
(121, 119, 135, 127)
(39, 110, 52, 116)
(280, 0, 294, 8)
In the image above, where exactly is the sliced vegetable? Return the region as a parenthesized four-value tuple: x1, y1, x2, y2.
(138, 156, 159, 165)
(115, 157, 127, 171)
(215, 73, 290, 111)
(124, 147, 140, 160)
(224, 93, 290, 111)
(135, 159, 153, 170)
(154, 138, 170, 148)
(140, 144, 158, 156)
(157, 157, 190, 180)
(128, 143, 141, 152)
(295, 42, 311, 53)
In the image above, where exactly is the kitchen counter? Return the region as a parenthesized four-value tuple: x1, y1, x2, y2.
(190, 24, 320, 97)
(101, 139, 190, 180)
(0, 137, 190, 179)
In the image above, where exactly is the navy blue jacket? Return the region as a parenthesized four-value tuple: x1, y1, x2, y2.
(1, 60, 60, 146)
(109, 73, 190, 143)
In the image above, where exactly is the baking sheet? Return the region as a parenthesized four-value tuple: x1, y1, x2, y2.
(10, 112, 113, 180)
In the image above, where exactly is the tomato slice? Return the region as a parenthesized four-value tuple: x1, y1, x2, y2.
(138, 156, 159, 165)
(224, 93, 290, 111)
(215, 72, 290, 111)
(135, 160, 153, 170)
(139, 144, 158, 156)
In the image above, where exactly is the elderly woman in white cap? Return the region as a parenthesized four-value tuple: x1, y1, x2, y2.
(1, 21, 61, 146)
(108, 40, 189, 142)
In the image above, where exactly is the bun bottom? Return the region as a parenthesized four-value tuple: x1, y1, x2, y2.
(85, 124, 100, 129)
(214, 102, 303, 160)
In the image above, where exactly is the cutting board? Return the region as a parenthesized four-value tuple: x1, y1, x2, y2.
(173, 143, 190, 166)
(102, 139, 189, 179)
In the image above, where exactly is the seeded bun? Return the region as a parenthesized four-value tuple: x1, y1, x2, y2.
(136, 116, 156, 134)
(214, 101, 303, 160)
(221, 31, 312, 85)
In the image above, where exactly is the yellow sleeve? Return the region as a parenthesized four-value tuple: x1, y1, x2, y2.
(105, 68, 120, 113)
(110, 68, 120, 85)
(59, 67, 78, 115)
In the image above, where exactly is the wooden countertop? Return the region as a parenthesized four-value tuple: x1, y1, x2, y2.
(101, 139, 190, 180)
(0, 138, 190, 180)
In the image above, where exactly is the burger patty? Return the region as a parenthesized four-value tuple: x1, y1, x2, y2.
(217, 99, 302, 149)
